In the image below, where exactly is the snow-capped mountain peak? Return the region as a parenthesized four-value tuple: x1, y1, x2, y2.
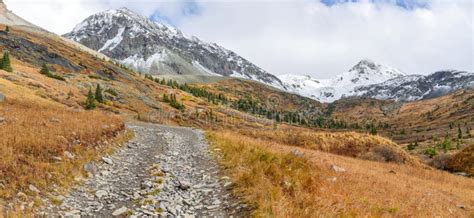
(67, 8, 472, 103)
(332, 59, 404, 86)
(280, 60, 473, 103)
(280, 60, 405, 102)
(65, 7, 287, 90)
(352, 70, 474, 101)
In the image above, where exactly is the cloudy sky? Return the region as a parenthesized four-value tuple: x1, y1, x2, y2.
(4, 0, 473, 78)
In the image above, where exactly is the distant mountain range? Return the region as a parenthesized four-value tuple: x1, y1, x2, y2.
(278, 59, 406, 102)
(279, 60, 474, 102)
(65, 8, 474, 103)
(352, 70, 474, 102)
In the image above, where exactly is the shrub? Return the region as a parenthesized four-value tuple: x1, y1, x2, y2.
(39, 63, 66, 81)
(105, 88, 118, 97)
(407, 143, 416, 151)
(365, 145, 404, 164)
(430, 153, 452, 170)
(46, 74, 66, 81)
(424, 147, 438, 158)
(437, 138, 452, 153)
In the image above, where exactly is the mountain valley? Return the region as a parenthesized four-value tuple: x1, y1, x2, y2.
(0, 2, 473, 217)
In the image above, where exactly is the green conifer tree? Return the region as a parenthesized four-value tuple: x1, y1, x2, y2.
(407, 143, 415, 151)
(95, 84, 104, 103)
(85, 88, 96, 110)
(1, 51, 12, 72)
(163, 94, 170, 102)
(458, 125, 463, 139)
(370, 126, 378, 135)
(40, 63, 50, 75)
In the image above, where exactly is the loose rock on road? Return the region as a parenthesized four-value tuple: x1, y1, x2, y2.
(40, 122, 248, 216)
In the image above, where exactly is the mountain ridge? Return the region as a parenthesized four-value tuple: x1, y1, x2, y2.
(65, 7, 473, 104)
(353, 70, 474, 101)
(279, 59, 405, 102)
(64, 7, 287, 90)
(279, 60, 473, 103)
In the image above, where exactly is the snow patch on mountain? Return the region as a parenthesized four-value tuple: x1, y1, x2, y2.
(352, 70, 474, 101)
(279, 60, 404, 102)
(65, 7, 286, 89)
(121, 51, 168, 73)
(192, 61, 222, 77)
(99, 27, 125, 52)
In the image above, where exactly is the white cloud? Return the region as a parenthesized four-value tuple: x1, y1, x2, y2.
(176, 0, 473, 77)
(4, 0, 473, 78)
(3, 0, 188, 34)
(4, 0, 106, 34)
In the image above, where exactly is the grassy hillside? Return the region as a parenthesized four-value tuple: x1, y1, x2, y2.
(0, 77, 127, 210)
(207, 130, 474, 216)
(235, 126, 419, 165)
(197, 78, 474, 174)
(330, 90, 474, 144)
(197, 78, 325, 116)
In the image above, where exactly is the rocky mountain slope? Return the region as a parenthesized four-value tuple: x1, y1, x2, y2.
(65, 8, 473, 103)
(64, 8, 286, 89)
(279, 59, 405, 102)
(352, 70, 474, 101)
(280, 60, 473, 103)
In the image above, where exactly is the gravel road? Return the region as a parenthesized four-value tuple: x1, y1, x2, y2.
(40, 122, 248, 217)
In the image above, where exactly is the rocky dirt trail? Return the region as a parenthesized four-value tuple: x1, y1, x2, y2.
(40, 122, 248, 217)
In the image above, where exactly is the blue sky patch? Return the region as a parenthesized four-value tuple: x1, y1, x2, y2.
(320, 0, 429, 10)
(149, 1, 200, 26)
(150, 11, 175, 26)
(181, 1, 200, 16)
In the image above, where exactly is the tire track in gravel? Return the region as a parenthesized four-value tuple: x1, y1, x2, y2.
(40, 122, 249, 217)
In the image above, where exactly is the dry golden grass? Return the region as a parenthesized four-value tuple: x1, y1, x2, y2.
(207, 131, 322, 217)
(237, 127, 419, 165)
(0, 97, 124, 200)
(208, 130, 474, 217)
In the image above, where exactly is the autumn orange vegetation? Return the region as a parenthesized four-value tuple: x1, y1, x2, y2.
(207, 131, 322, 217)
(237, 127, 419, 165)
(0, 98, 124, 201)
(207, 130, 474, 217)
